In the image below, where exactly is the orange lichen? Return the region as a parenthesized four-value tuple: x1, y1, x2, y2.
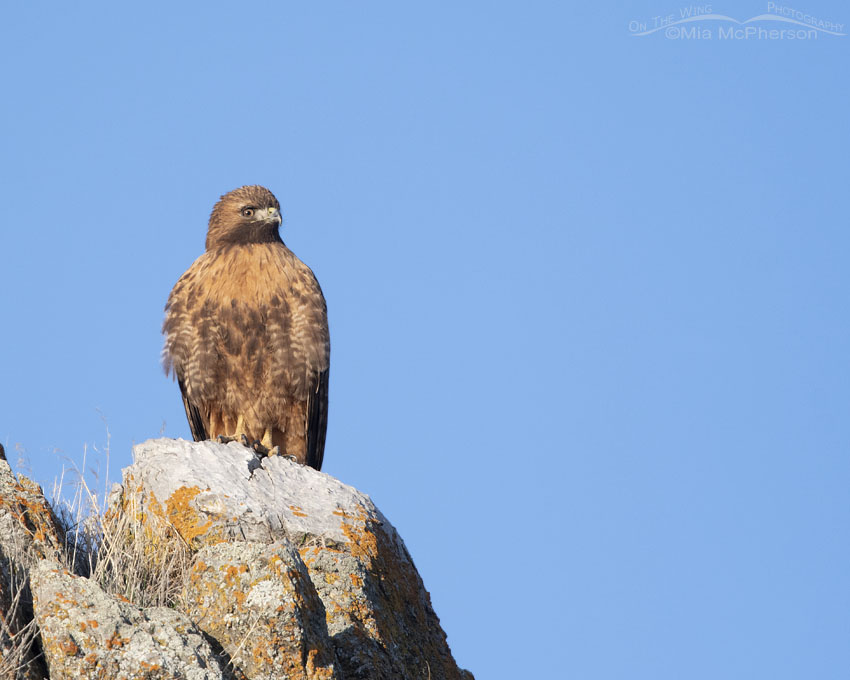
(0, 474, 65, 561)
(183, 545, 339, 680)
(340, 509, 379, 561)
(164, 486, 214, 546)
(289, 505, 308, 517)
(306, 648, 337, 680)
(224, 565, 240, 584)
(60, 638, 79, 656)
(104, 633, 125, 650)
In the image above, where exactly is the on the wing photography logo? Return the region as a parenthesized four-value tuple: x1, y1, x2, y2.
(629, 2, 845, 40)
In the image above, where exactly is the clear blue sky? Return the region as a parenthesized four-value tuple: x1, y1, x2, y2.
(2, 2, 848, 678)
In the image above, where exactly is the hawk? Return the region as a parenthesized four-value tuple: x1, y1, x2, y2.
(162, 185, 329, 470)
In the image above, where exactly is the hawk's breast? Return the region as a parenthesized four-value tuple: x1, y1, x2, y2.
(164, 243, 329, 405)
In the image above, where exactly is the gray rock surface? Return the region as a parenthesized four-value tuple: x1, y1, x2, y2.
(117, 438, 472, 680)
(0, 444, 63, 679)
(0, 438, 472, 679)
(125, 438, 392, 549)
(183, 542, 338, 680)
(30, 559, 233, 680)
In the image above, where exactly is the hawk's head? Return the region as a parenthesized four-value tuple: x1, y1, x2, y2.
(206, 185, 283, 250)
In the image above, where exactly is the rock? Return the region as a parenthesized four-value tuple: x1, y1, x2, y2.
(182, 542, 338, 680)
(0, 444, 65, 566)
(0, 444, 66, 679)
(115, 438, 472, 680)
(30, 559, 234, 680)
(0, 437, 472, 679)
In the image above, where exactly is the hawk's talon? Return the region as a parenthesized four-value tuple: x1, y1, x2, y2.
(251, 440, 275, 457)
(249, 442, 287, 458)
(216, 434, 258, 453)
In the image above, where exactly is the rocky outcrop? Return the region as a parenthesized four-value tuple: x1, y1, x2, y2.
(0, 447, 65, 567)
(31, 560, 233, 680)
(0, 442, 65, 679)
(183, 542, 338, 679)
(0, 440, 473, 679)
(117, 439, 470, 680)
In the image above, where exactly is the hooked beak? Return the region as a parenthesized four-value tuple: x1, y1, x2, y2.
(257, 206, 282, 225)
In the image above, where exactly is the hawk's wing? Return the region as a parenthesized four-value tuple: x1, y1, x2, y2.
(178, 374, 208, 442)
(306, 368, 329, 471)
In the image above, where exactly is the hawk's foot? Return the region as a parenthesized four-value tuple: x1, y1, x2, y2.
(250, 442, 298, 463)
(267, 446, 298, 463)
(252, 440, 271, 457)
(216, 434, 253, 448)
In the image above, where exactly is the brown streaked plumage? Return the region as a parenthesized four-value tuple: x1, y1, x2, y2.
(162, 185, 329, 469)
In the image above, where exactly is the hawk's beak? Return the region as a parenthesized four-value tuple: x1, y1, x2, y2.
(258, 207, 282, 225)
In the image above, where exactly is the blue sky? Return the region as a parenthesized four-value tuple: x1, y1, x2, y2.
(1, 2, 848, 678)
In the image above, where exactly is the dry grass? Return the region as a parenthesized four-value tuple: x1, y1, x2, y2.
(0, 554, 43, 679)
(50, 441, 194, 610)
(87, 490, 193, 609)
(0, 436, 195, 678)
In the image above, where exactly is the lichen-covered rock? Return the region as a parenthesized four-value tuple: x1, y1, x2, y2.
(0, 452, 65, 566)
(0, 443, 64, 679)
(183, 542, 338, 680)
(115, 438, 472, 680)
(0, 555, 43, 680)
(30, 559, 233, 680)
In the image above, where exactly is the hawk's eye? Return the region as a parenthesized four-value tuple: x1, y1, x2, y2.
(241, 207, 255, 218)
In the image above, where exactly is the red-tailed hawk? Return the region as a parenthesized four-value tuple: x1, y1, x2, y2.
(162, 185, 329, 470)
